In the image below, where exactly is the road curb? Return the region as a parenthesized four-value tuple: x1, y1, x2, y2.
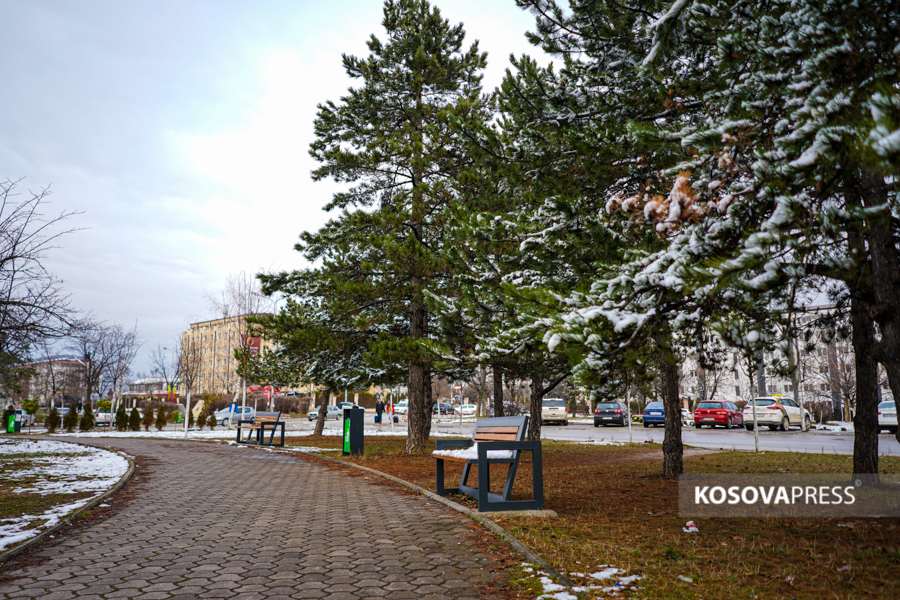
(286, 448, 576, 590)
(0, 438, 136, 566)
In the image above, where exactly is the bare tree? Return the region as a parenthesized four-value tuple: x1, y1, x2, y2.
(104, 323, 141, 426)
(0, 179, 81, 392)
(68, 321, 118, 408)
(205, 271, 272, 424)
(150, 343, 180, 405)
(178, 335, 202, 437)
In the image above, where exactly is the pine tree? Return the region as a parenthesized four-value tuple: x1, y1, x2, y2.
(79, 401, 95, 432)
(141, 405, 154, 431)
(114, 405, 128, 431)
(187, 410, 194, 429)
(45, 406, 60, 433)
(1, 406, 11, 431)
(128, 407, 141, 432)
(155, 405, 167, 431)
(297, 0, 490, 453)
(206, 412, 216, 430)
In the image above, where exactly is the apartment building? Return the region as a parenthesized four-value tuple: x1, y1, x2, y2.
(182, 314, 272, 396)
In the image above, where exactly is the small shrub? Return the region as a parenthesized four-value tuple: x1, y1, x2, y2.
(46, 406, 60, 433)
(141, 406, 154, 431)
(114, 406, 128, 431)
(155, 406, 167, 431)
(79, 401, 95, 432)
(63, 406, 79, 432)
(128, 407, 141, 432)
(206, 412, 216, 430)
(187, 410, 194, 429)
(1, 406, 11, 431)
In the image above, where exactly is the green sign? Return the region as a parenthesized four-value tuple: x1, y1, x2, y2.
(342, 416, 350, 453)
(7, 415, 14, 433)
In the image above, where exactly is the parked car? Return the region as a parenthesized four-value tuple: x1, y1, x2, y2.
(694, 400, 743, 429)
(432, 403, 456, 416)
(743, 396, 811, 431)
(594, 401, 627, 427)
(394, 401, 409, 416)
(13, 409, 35, 427)
(458, 404, 477, 416)
(541, 398, 568, 426)
(878, 401, 897, 434)
(308, 405, 342, 421)
(94, 410, 113, 425)
(681, 408, 694, 426)
(337, 402, 366, 413)
(642, 402, 665, 427)
(215, 406, 256, 426)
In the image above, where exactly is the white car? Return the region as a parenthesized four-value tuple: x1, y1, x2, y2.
(541, 398, 568, 426)
(681, 408, 694, 426)
(878, 401, 897, 434)
(394, 401, 408, 416)
(743, 396, 811, 431)
(459, 404, 477, 416)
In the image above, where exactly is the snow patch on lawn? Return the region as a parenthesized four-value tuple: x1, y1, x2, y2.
(812, 421, 854, 432)
(0, 439, 129, 551)
(523, 562, 642, 599)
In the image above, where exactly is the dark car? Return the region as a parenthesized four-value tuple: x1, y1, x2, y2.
(432, 403, 456, 416)
(694, 400, 743, 429)
(594, 401, 627, 427)
(642, 401, 665, 427)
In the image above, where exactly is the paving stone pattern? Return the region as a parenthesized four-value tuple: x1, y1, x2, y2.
(0, 439, 500, 600)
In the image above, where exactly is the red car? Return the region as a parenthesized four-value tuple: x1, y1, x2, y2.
(694, 400, 743, 429)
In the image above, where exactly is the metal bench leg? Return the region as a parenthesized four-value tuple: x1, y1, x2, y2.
(460, 463, 472, 489)
(532, 445, 544, 509)
(436, 458, 447, 496)
(501, 454, 520, 502)
(477, 457, 490, 512)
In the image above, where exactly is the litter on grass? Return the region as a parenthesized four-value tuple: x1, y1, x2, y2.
(0, 439, 129, 551)
(683, 520, 699, 533)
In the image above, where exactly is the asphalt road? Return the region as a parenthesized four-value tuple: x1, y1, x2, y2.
(284, 415, 900, 457)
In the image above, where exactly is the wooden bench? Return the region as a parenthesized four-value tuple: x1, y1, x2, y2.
(433, 415, 543, 512)
(236, 411, 285, 447)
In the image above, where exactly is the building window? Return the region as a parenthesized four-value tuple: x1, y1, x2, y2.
(735, 386, 741, 397)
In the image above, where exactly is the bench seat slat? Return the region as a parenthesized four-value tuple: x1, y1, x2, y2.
(474, 433, 519, 441)
(476, 426, 520, 434)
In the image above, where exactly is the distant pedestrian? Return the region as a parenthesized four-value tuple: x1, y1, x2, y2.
(375, 399, 385, 424)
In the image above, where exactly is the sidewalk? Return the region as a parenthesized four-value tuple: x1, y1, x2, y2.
(0, 437, 508, 600)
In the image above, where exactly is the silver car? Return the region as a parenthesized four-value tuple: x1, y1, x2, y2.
(215, 406, 255, 426)
(308, 405, 342, 421)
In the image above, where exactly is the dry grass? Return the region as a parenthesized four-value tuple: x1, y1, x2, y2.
(285, 436, 900, 599)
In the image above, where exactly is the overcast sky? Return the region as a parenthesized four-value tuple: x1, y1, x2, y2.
(1, 0, 549, 375)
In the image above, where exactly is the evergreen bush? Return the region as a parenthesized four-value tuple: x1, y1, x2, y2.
(1, 406, 11, 431)
(114, 406, 128, 431)
(79, 401, 95, 431)
(46, 406, 60, 433)
(206, 412, 216, 429)
(155, 405, 167, 431)
(63, 405, 79, 432)
(141, 406, 154, 431)
(128, 407, 141, 431)
(187, 410, 194, 429)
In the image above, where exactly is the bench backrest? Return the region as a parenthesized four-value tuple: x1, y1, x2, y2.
(254, 411, 281, 424)
(472, 415, 529, 443)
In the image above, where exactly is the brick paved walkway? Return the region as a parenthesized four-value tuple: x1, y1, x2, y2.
(0, 439, 503, 600)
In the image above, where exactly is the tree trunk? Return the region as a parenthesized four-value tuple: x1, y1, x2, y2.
(858, 172, 900, 446)
(527, 374, 543, 441)
(850, 291, 879, 475)
(658, 332, 683, 477)
(405, 294, 430, 453)
(184, 390, 192, 438)
(492, 363, 504, 417)
(313, 390, 330, 436)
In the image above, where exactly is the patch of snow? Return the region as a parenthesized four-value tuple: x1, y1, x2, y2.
(0, 439, 129, 551)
